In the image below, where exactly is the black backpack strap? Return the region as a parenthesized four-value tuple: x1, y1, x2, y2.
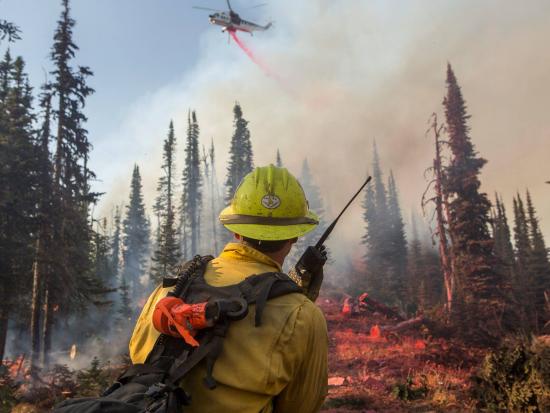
(202, 325, 227, 390)
(238, 272, 303, 327)
(167, 331, 216, 384)
(146, 255, 215, 365)
(254, 276, 277, 327)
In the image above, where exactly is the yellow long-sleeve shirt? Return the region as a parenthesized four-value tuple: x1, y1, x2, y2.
(129, 243, 328, 413)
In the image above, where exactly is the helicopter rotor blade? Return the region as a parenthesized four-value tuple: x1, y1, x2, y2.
(247, 3, 268, 9)
(226, 0, 233, 12)
(192, 6, 223, 12)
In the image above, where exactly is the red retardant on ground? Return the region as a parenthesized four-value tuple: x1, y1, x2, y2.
(317, 295, 484, 412)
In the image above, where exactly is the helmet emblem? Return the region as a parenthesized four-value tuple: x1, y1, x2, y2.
(261, 194, 281, 209)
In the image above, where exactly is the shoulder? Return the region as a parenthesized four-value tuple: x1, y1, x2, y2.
(266, 292, 328, 342)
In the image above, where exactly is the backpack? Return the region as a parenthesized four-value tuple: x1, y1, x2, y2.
(53, 255, 303, 413)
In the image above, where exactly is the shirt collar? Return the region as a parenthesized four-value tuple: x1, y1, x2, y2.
(220, 242, 283, 272)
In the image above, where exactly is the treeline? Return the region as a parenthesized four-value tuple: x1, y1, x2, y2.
(1, 0, 101, 371)
(355, 142, 443, 316)
(358, 64, 549, 343)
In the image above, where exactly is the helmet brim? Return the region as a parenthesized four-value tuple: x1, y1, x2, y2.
(220, 206, 319, 241)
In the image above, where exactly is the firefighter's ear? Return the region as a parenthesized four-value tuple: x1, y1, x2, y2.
(234, 233, 242, 241)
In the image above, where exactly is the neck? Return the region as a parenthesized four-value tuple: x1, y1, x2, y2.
(263, 251, 286, 267)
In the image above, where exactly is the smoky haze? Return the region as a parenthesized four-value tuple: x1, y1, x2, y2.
(95, 0, 550, 266)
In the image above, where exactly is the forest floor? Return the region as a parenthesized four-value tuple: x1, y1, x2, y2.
(1, 296, 486, 413)
(318, 296, 485, 413)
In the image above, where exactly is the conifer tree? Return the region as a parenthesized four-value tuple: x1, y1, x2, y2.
(443, 64, 504, 342)
(207, 139, 222, 253)
(407, 213, 423, 311)
(92, 218, 113, 285)
(151, 121, 181, 283)
(493, 195, 515, 286)
(525, 191, 550, 329)
(225, 102, 253, 203)
(30, 86, 54, 369)
(420, 247, 444, 309)
(0, 20, 20, 43)
(362, 143, 395, 304)
(424, 113, 454, 316)
(110, 206, 121, 279)
(293, 158, 326, 259)
(386, 171, 408, 306)
(117, 275, 132, 323)
(0, 53, 37, 364)
(35, 0, 97, 367)
(122, 165, 150, 300)
(181, 110, 202, 257)
(362, 168, 380, 295)
(276, 149, 283, 167)
(513, 194, 534, 327)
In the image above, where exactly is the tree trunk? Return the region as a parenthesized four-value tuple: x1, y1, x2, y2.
(30, 235, 43, 369)
(430, 115, 454, 318)
(211, 173, 218, 253)
(40, 286, 53, 368)
(0, 306, 9, 365)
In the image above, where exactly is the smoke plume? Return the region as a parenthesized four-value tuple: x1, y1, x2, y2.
(94, 0, 550, 265)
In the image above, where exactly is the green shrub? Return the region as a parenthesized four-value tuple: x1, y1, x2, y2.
(75, 357, 110, 397)
(391, 374, 428, 401)
(472, 336, 550, 412)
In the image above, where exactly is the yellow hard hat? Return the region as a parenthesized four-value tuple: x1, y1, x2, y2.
(219, 165, 319, 241)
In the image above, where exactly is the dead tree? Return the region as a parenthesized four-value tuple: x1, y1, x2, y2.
(422, 113, 455, 318)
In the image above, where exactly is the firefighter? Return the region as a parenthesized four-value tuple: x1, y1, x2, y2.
(129, 165, 328, 413)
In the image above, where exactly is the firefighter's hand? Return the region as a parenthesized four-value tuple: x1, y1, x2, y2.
(301, 246, 327, 302)
(301, 245, 327, 275)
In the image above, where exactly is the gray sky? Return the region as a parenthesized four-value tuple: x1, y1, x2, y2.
(2, 0, 550, 263)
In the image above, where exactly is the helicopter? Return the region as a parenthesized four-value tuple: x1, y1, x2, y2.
(193, 0, 272, 35)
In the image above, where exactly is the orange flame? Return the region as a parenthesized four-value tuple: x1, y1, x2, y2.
(370, 324, 381, 339)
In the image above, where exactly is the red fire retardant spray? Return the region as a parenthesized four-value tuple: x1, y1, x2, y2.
(229, 29, 282, 83)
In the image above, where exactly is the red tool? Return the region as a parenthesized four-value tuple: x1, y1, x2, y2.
(153, 296, 248, 347)
(153, 297, 210, 347)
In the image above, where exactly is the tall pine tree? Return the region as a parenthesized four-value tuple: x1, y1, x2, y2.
(39, 0, 97, 366)
(205, 139, 222, 253)
(29, 85, 54, 369)
(513, 194, 532, 326)
(276, 149, 283, 167)
(525, 191, 550, 330)
(0, 53, 37, 364)
(0, 20, 20, 44)
(122, 165, 150, 301)
(181, 110, 202, 257)
(151, 121, 180, 284)
(386, 171, 408, 307)
(362, 143, 395, 304)
(110, 206, 122, 279)
(225, 102, 253, 203)
(493, 195, 515, 287)
(293, 158, 326, 259)
(424, 113, 455, 317)
(407, 212, 423, 311)
(443, 63, 505, 342)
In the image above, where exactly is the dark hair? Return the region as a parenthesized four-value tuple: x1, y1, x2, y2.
(242, 236, 294, 253)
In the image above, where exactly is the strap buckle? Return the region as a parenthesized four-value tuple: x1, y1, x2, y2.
(145, 382, 167, 399)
